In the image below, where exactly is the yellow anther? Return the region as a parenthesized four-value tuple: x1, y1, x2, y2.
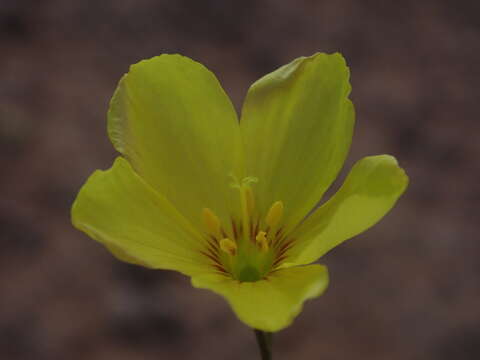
(220, 238, 237, 256)
(202, 208, 221, 238)
(265, 201, 284, 228)
(245, 187, 255, 215)
(255, 231, 269, 252)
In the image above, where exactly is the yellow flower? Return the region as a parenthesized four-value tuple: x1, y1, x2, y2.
(72, 53, 408, 332)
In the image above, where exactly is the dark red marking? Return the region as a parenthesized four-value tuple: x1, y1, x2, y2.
(213, 265, 227, 273)
(231, 219, 238, 240)
(254, 221, 260, 239)
(200, 251, 222, 267)
(277, 239, 293, 254)
(273, 255, 287, 267)
(275, 227, 283, 237)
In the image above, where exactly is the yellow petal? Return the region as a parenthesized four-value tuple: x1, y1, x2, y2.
(288, 155, 409, 265)
(72, 157, 209, 276)
(240, 53, 354, 230)
(108, 54, 244, 230)
(191, 264, 329, 331)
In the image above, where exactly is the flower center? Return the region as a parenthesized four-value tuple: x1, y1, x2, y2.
(200, 177, 293, 282)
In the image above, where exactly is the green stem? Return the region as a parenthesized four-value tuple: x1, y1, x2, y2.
(254, 329, 273, 360)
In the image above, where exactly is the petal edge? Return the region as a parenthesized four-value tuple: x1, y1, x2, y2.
(72, 157, 209, 276)
(108, 54, 244, 230)
(288, 155, 409, 265)
(191, 264, 329, 331)
(240, 53, 354, 229)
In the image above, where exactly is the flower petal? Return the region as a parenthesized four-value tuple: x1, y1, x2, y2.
(72, 157, 210, 276)
(108, 54, 243, 230)
(240, 53, 354, 229)
(191, 264, 329, 331)
(288, 155, 409, 265)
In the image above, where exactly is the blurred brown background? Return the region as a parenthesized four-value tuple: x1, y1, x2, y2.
(1, 0, 479, 359)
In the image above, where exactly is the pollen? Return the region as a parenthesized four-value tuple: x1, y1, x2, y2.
(255, 231, 269, 252)
(202, 207, 221, 238)
(265, 201, 284, 228)
(220, 238, 237, 256)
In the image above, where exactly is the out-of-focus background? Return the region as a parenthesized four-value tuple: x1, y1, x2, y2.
(1, 1, 478, 359)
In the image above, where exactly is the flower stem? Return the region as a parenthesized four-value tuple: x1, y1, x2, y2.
(254, 329, 273, 360)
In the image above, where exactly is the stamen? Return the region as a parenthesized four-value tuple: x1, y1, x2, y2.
(265, 201, 284, 228)
(255, 231, 269, 252)
(200, 178, 289, 280)
(220, 238, 237, 256)
(202, 208, 221, 239)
